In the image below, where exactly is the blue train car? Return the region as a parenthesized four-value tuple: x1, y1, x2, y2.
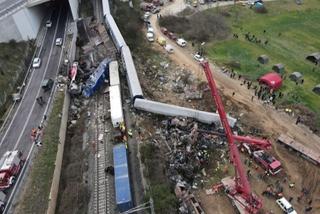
(83, 58, 111, 97)
(113, 144, 133, 212)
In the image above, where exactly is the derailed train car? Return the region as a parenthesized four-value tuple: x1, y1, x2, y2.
(82, 58, 111, 97)
(101, 0, 236, 126)
(102, 0, 111, 16)
(104, 14, 126, 52)
(113, 144, 133, 212)
(121, 45, 144, 101)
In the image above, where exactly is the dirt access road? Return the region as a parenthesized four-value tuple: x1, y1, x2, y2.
(150, 1, 320, 152)
(149, 2, 320, 212)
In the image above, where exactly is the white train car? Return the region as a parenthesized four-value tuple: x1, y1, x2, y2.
(121, 45, 143, 101)
(134, 99, 237, 127)
(109, 61, 120, 86)
(102, 0, 111, 16)
(110, 85, 124, 127)
(105, 14, 126, 51)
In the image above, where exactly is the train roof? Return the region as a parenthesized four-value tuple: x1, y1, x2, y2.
(113, 144, 132, 204)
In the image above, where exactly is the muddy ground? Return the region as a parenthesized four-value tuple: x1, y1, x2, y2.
(56, 112, 91, 214)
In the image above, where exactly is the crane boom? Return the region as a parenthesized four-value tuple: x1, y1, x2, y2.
(201, 62, 262, 213)
(197, 128, 272, 150)
(233, 135, 272, 150)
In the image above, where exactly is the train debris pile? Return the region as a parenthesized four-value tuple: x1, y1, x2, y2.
(147, 116, 228, 212)
(163, 117, 226, 185)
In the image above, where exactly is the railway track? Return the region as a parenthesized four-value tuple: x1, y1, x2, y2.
(93, 93, 107, 214)
(92, 92, 115, 214)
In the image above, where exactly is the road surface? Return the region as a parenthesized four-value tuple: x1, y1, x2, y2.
(0, 1, 69, 212)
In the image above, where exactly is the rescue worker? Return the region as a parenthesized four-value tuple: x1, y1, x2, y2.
(119, 122, 126, 133)
(128, 129, 133, 137)
(31, 128, 37, 137)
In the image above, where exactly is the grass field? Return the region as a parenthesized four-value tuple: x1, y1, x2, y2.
(206, 0, 320, 126)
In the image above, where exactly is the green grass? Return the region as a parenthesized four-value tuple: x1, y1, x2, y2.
(0, 40, 33, 122)
(206, 0, 320, 126)
(16, 91, 64, 214)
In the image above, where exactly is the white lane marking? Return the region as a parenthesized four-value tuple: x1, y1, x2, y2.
(13, 7, 63, 150)
(0, 26, 48, 146)
(39, 12, 69, 127)
(3, 8, 69, 214)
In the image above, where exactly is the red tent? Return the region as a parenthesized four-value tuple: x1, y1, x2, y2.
(259, 72, 282, 90)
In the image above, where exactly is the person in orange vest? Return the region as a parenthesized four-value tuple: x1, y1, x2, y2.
(31, 128, 37, 137)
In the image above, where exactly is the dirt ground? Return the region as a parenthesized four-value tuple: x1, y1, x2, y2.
(141, 1, 320, 213)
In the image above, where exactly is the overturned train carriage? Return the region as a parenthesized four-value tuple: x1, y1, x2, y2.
(102, 0, 237, 126)
(82, 58, 111, 97)
(121, 45, 144, 101)
(134, 99, 237, 127)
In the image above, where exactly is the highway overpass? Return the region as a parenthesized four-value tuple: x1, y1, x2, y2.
(0, 0, 79, 42)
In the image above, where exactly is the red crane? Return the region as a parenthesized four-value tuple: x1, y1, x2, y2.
(201, 61, 262, 214)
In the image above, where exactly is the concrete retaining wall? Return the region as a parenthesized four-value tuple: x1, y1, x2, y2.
(0, 4, 45, 42)
(46, 89, 70, 214)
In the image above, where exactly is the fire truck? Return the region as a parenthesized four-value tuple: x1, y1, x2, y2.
(0, 151, 24, 191)
(253, 150, 282, 175)
(240, 143, 282, 175)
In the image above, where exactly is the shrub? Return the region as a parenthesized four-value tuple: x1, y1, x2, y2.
(159, 13, 230, 42)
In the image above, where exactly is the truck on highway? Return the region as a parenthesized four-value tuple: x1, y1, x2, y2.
(0, 151, 24, 191)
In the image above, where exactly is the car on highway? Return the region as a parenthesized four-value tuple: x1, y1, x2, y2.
(193, 53, 204, 62)
(55, 38, 63, 46)
(46, 20, 52, 28)
(32, 58, 41, 68)
(41, 78, 54, 92)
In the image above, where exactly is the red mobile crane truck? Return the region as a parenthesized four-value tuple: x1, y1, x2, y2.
(201, 61, 267, 214)
(0, 151, 24, 191)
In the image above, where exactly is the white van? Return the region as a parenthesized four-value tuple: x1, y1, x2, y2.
(164, 44, 174, 53)
(176, 38, 187, 47)
(147, 27, 154, 33)
(146, 32, 154, 42)
(276, 197, 297, 214)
